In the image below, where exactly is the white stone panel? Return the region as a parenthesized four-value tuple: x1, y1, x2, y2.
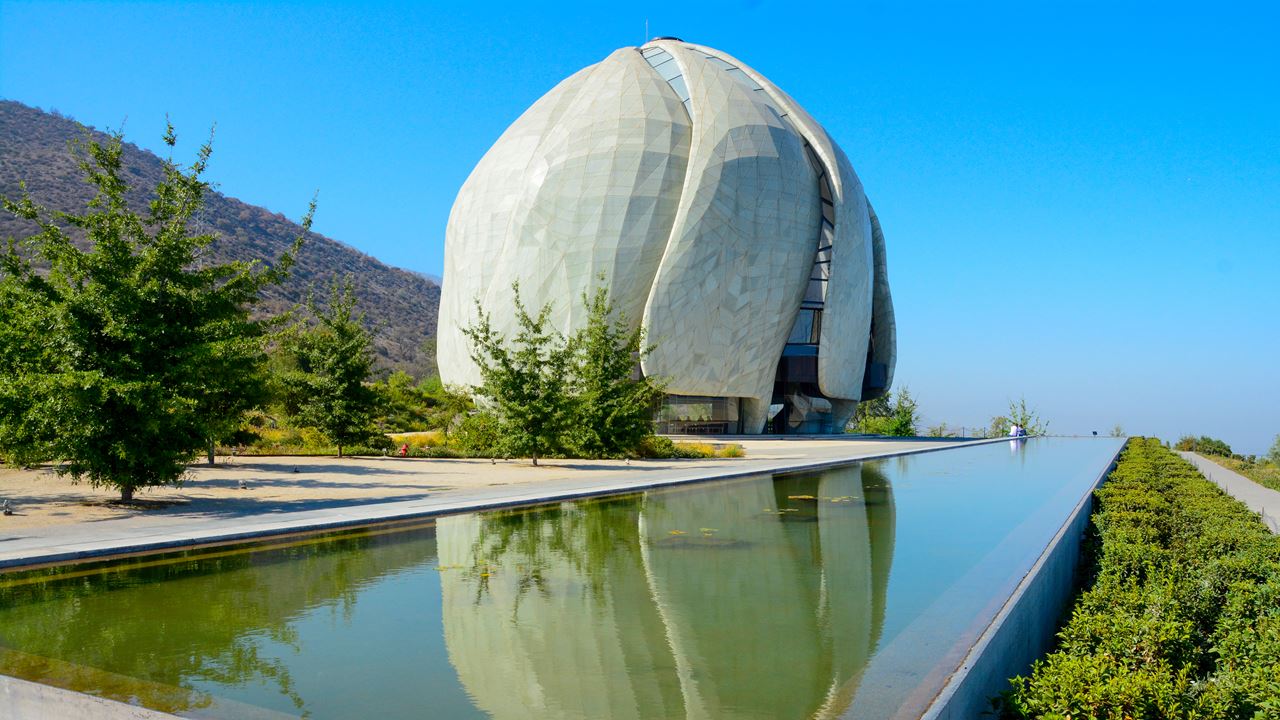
(817, 148, 874, 400)
(867, 202, 897, 397)
(683, 42, 875, 401)
(640, 41, 820, 405)
(439, 50, 691, 387)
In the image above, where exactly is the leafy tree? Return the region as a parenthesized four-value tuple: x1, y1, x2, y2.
(462, 283, 574, 465)
(1173, 435, 1233, 457)
(988, 416, 1011, 438)
(853, 388, 918, 436)
(926, 422, 950, 438)
(276, 276, 381, 457)
(423, 378, 474, 444)
(852, 393, 891, 429)
(1259, 435, 1280, 461)
(0, 125, 309, 500)
(1006, 397, 1049, 436)
(566, 284, 666, 458)
(373, 370, 435, 432)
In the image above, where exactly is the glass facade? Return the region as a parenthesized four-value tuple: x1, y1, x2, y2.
(653, 395, 740, 435)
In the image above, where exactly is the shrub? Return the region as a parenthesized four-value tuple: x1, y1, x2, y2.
(454, 412, 502, 457)
(1174, 434, 1233, 457)
(387, 431, 444, 450)
(717, 443, 745, 458)
(634, 436, 745, 459)
(1001, 439, 1280, 718)
(407, 445, 463, 459)
(852, 388, 918, 436)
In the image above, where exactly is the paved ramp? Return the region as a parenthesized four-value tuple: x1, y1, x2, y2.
(1179, 451, 1280, 533)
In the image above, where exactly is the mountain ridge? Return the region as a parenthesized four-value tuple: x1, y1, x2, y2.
(0, 99, 440, 377)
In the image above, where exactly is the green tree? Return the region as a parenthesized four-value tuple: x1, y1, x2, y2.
(1173, 435, 1232, 457)
(423, 378, 473, 444)
(566, 284, 666, 458)
(853, 388, 918, 436)
(1007, 397, 1048, 436)
(374, 370, 435, 432)
(988, 415, 1011, 438)
(926, 422, 950, 438)
(1268, 434, 1280, 466)
(0, 125, 309, 500)
(276, 276, 381, 457)
(462, 283, 574, 465)
(851, 393, 891, 430)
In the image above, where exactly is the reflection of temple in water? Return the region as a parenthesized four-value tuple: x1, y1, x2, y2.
(438, 464, 895, 720)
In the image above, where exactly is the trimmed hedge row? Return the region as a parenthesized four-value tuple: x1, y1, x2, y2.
(1002, 438, 1280, 719)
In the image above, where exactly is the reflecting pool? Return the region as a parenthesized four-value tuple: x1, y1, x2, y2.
(0, 438, 1123, 719)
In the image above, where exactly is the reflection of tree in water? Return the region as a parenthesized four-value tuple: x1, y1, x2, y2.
(465, 494, 646, 613)
(438, 465, 896, 720)
(0, 527, 436, 716)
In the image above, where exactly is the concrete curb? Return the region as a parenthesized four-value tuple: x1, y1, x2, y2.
(0, 437, 1012, 572)
(0, 674, 176, 720)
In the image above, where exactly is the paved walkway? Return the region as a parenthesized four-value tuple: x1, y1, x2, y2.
(0, 437, 993, 569)
(1179, 451, 1280, 533)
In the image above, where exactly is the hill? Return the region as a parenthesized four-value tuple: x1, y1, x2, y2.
(0, 100, 440, 377)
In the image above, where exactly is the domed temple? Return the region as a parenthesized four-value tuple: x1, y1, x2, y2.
(438, 38, 895, 434)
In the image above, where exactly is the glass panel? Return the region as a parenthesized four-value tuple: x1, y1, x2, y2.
(653, 58, 682, 81)
(667, 75, 690, 100)
(725, 67, 761, 90)
(787, 310, 814, 345)
(653, 395, 735, 433)
(804, 278, 825, 304)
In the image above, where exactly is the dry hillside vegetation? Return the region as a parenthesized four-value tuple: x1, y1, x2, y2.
(0, 100, 440, 377)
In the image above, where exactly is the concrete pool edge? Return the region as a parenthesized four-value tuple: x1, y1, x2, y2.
(0, 437, 1012, 720)
(0, 437, 1010, 572)
(918, 439, 1126, 719)
(0, 673, 177, 720)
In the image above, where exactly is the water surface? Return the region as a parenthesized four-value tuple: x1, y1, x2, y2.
(0, 437, 1123, 719)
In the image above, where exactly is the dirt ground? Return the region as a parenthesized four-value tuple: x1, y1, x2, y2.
(0, 437, 958, 531)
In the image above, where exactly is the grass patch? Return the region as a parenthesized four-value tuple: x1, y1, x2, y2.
(636, 436, 746, 459)
(224, 427, 743, 461)
(1000, 438, 1280, 718)
(387, 431, 445, 449)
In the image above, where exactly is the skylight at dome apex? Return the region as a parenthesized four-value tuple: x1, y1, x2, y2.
(439, 38, 896, 434)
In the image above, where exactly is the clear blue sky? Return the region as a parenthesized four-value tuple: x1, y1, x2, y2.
(2, 1, 1277, 453)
